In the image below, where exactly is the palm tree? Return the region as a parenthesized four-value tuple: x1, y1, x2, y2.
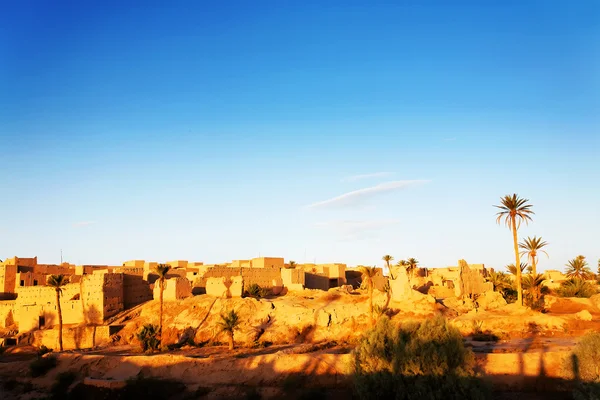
(382, 255, 394, 278)
(506, 263, 528, 276)
(522, 273, 546, 305)
(358, 266, 379, 326)
(495, 194, 534, 306)
(218, 309, 241, 350)
(519, 236, 549, 276)
(487, 271, 511, 292)
(565, 255, 593, 280)
(47, 274, 69, 351)
(287, 261, 297, 269)
(154, 264, 171, 339)
(405, 258, 419, 282)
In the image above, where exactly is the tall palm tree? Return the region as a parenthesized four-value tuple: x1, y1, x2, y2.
(382, 255, 394, 278)
(519, 236, 549, 276)
(565, 255, 593, 280)
(154, 264, 171, 339)
(358, 266, 379, 326)
(47, 274, 69, 352)
(506, 263, 528, 276)
(218, 309, 241, 350)
(495, 194, 534, 306)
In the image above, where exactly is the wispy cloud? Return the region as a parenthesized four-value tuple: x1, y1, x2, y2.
(315, 219, 401, 241)
(341, 171, 392, 182)
(73, 221, 96, 228)
(306, 180, 429, 209)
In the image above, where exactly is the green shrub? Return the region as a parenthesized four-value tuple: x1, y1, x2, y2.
(353, 315, 489, 400)
(246, 283, 261, 297)
(136, 324, 160, 352)
(557, 278, 597, 298)
(30, 355, 58, 377)
(564, 331, 600, 382)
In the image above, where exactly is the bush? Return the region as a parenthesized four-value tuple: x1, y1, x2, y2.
(51, 371, 77, 398)
(136, 324, 160, 352)
(556, 278, 597, 298)
(353, 315, 490, 400)
(564, 331, 600, 382)
(246, 283, 262, 297)
(30, 355, 58, 377)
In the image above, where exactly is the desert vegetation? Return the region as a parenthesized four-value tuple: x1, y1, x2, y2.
(353, 315, 489, 400)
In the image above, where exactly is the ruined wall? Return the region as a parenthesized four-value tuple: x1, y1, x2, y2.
(122, 273, 152, 309)
(205, 276, 243, 298)
(455, 260, 493, 299)
(193, 266, 283, 292)
(28, 264, 75, 275)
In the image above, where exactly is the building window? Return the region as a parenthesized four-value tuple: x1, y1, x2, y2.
(20, 280, 24, 287)
(33, 280, 38, 286)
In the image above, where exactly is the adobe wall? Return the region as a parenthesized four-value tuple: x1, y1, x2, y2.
(82, 272, 124, 323)
(15, 300, 84, 332)
(0, 301, 15, 328)
(305, 273, 331, 290)
(15, 283, 80, 307)
(29, 264, 75, 275)
(167, 260, 188, 269)
(15, 272, 46, 288)
(281, 269, 305, 286)
(123, 260, 145, 268)
(153, 277, 192, 301)
(122, 273, 152, 309)
(31, 325, 113, 350)
(251, 257, 284, 269)
(0, 264, 17, 295)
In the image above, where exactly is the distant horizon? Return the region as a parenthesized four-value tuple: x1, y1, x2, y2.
(1, 2, 598, 271)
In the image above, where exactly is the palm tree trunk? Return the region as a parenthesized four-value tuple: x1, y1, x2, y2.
(368, 284, 374, 326)
(159, 278, 164, 339)
(532, 257, 537, 277)
(511, 216, 523, 306)
(228, 332, 234, 350)
(56, 289, 63, 352)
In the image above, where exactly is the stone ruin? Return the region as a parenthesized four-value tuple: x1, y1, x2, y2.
(454, 259, 493, 300)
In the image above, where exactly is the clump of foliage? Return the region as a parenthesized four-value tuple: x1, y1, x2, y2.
(487, 271, 517, 304)
(30, 354, 58, 377)
(522, 273, 549, 311)
(218, 309, 241, 350)
(51, 371, 77, 399)
(136, 324, 160, 352)
(245, 283, 262, 297)
(556, 278, 597, 298)
(564, 331, 600, 399)
(353, 315, 490, 400)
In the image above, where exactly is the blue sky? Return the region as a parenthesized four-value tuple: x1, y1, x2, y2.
(1, 1, 599, 272)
